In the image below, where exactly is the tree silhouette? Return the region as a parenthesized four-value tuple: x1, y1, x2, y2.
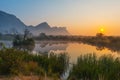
(13, 29, 35, 51)
(96, 33, 104, 38)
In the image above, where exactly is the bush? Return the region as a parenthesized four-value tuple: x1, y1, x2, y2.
(0, 48, 27, 75)
(0, 48, 69, 79)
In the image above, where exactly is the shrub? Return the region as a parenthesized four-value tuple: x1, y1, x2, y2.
(0, 48, 69, 79)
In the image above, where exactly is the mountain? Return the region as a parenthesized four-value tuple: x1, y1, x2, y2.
(0, 11, 26, 34)
(0, 10, 70, 36)
(28, 22, 70, 36)
(36, 22, 50, 29)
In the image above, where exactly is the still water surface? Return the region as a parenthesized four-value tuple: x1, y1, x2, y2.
(0, 40, 120, 63)
(34, 41, 120, 63)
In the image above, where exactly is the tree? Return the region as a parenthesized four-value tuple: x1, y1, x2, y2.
(24, 29, 29, 39)
(0, 33, 2, 40)
(13, 29, 35, 51)
(96, 33, 104, 38)
(39, 33, 47, 40)
(0, 33, 2, 37)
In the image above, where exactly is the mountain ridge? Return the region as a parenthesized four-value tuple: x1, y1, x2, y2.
(0, 10, 70, 35)
(0, 10, 27, 34)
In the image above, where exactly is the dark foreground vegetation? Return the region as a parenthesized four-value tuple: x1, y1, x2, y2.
(0, 48, 120, 80)
(0, 48, 69, 79)
(68, 54, 120, 80)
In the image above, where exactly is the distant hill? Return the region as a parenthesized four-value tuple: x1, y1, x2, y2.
(28, 22, 70, 36)
(0, 10, 70, 36)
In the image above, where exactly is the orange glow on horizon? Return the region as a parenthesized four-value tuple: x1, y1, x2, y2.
(66, 24, 119, 36)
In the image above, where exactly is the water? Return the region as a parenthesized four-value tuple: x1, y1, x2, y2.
(34, 41, 120, 63)
(0, 40, 12, 48)
(0, 40, 120, 63)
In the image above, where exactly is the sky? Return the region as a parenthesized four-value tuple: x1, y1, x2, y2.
(0, 0, 120, 36)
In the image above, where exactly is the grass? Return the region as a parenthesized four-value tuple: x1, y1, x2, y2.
(0, 48, 69, 80)
(68, 54, 120, 80)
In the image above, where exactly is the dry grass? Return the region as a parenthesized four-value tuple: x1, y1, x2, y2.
(0, 75, 56, 80)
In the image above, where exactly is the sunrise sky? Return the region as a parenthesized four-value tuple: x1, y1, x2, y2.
(0, 0, 120, 36)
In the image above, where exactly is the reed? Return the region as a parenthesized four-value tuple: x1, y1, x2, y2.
(68, 54, 120, 80)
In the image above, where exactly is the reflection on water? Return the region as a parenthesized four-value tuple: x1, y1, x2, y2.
(0, 40, 120, 63)
(88, 42, 120, 54)
(67, 43, 120, 63)
(0, 40, 12, 48)
(34, 41, 68, 53)
(34, 41, 120, 63)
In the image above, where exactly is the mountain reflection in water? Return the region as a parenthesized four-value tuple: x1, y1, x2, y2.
(34, 41, 68, 53)
(33, 41, 120, 63)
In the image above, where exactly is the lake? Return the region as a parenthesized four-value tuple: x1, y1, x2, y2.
(1, 40, 120, 63)
(34, 41, 120, 63)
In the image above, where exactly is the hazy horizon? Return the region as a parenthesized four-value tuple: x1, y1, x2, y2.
(0, 0, 120, 36)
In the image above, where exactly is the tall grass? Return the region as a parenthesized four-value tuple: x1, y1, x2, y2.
(0, 48, 69, 79)
(68, 54, 120, 80)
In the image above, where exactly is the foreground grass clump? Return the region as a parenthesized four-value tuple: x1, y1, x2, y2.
(68, 54, 120, 80)
(0, 48, 69, 79)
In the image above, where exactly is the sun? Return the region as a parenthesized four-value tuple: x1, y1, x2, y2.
(99, 25, 105, 33)
(100, 28, 104, 32)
